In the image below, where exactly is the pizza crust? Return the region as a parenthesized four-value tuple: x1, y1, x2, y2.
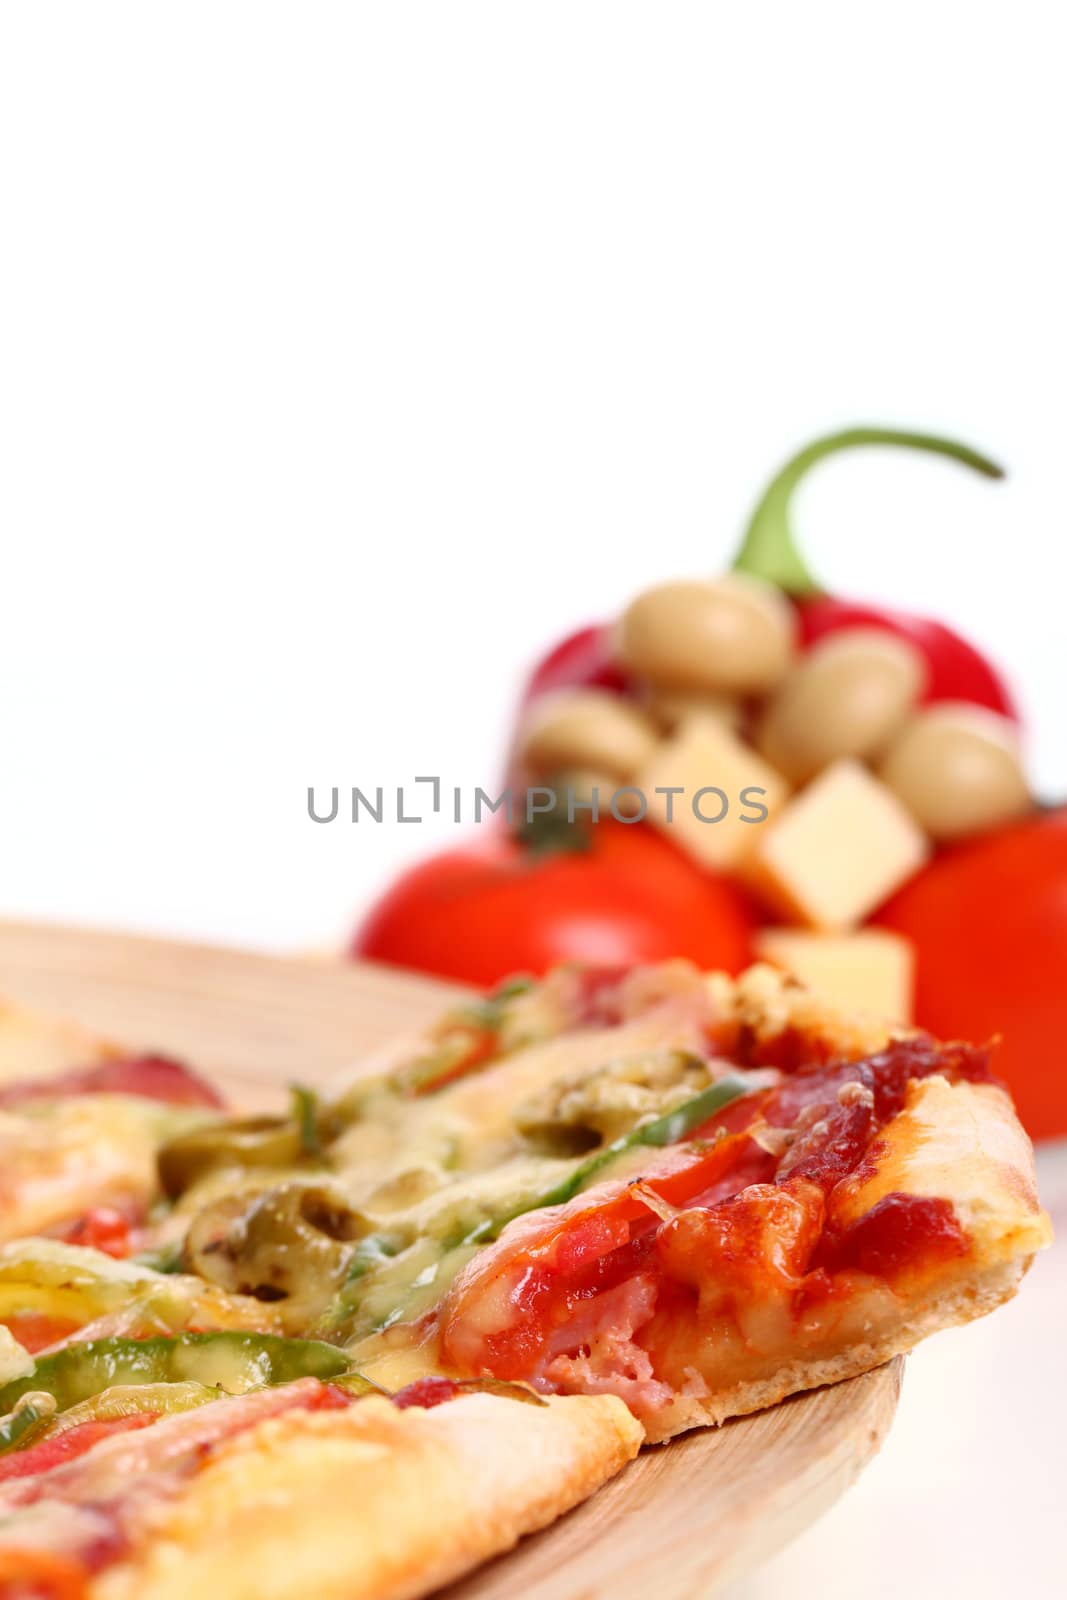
(92, 1392, 643, 1600)
(828, 1077, 1048, 1253)
(644, 1256, 1026, 1441)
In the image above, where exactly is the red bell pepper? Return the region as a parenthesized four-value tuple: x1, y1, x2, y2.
(519, 426, 1017, 723)
(518, 622, 628, 707)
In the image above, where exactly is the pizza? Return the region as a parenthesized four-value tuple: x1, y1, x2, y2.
(0, 962, 1051, 1597)
(0, 998, 223, 1254)
(0, 997, 640, 1599)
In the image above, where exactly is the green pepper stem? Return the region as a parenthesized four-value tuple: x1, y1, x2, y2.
(732, 427, 1005, 596)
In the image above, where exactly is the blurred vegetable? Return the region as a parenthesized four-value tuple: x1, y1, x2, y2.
(353, 819, 755, 988)
(519, 690, 659, 782)
(796, 597, 1017, 718)
(519, 427, 1016, 727)
(875, 811, 1067, 1138)
(0, 1393, 54, 1454)
(362, 426, 1039, 1000)
(733, 426, 1018, 719)
(0, 1331, 351, 1420)
(519, 623, 628, 708)
(53, 1207, 135, 1258)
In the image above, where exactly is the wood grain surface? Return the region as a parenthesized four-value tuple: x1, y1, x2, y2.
(445, 1361, 902, 1600)
(0, 919, 468, 1105)
(0, 919, 902, 1597)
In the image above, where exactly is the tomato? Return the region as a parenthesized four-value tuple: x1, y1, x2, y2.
(352, 822, 755, 988)
(53, 1208, 135, 1259)
(875, 811, 1067, 1139)
(0, 1315, 81, 1355)
(392, 1376, 462, 1409)
(519, 623, 629, 707)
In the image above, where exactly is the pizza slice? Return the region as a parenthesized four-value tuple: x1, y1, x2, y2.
(335, 967, 1051, 1440)
(0, 998, 221, 1253)
(0, 960, 1049, 1600)
(154, 960, 1047, 1446)
(0, 1346, 638, 1600)
(428, 1027, 1049, 1439)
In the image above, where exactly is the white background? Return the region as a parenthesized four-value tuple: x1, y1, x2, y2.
(1, 2, 1064, 953)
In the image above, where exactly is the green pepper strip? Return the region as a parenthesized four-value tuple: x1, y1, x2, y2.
(464, 974, 537, 1022)
(342, 1234, 402, 1283)
(130, 1239, 185, 1274)
(0, 1394, 56, 1455)
(43, 1382, 219, 1439)
(290, 1083, 323, 1157)
(0, 1331, 352, 1421)
(463, 1070, 754, 1247)
(313, 1234, 403, 1337)
(732, 427, 1004, 596)
(401, 976, 537, 1095)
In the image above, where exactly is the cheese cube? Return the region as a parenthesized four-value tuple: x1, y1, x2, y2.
(746, 759, 928, 930)
(635, 715, 790, 870)
(754, 927, 915, 1022)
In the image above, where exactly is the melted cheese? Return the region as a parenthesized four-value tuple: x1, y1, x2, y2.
(330, 999, 720, 1204)
(0, 1097, 207, 1242)
(326, 1007, 735, 1341)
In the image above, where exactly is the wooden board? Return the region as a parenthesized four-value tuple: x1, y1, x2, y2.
(0, 919, 468, 1107)
(0, 919, 902, 1598)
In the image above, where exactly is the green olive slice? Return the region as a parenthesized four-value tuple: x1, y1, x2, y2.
(157, 1116, 305, 1198)
(183, 1184, 369, 1330)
